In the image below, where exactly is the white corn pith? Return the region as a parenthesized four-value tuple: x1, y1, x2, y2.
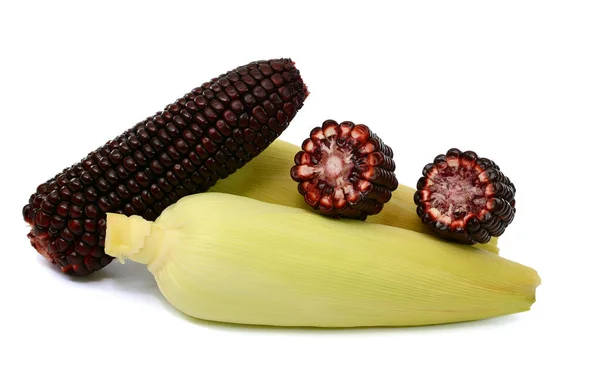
(211, 139, 500, 254)
(105, 192, 540, 328)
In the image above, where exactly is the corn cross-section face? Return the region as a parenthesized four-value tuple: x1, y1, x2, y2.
(290, 120, 398, 220)
(22, 58, 308, 276)
(414, 148, 516, 244)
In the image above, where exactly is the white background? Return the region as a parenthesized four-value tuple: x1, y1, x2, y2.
(1, 1, 598, 372)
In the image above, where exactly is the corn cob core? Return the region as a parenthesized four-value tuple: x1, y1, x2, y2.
(105, 192, 540, 328)
(22, 58, 308, 276)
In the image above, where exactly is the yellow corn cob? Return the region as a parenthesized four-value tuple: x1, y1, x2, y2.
(105, 192, 539, 328)
(211, 139, 500, 254)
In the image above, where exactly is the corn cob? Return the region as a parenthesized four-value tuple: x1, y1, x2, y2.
(210, 139, 500, 254)
(105, 192, 540, 327)
(415, 148, 516, 244)
(22, 58, 308, 275)
(290, 120, 399, 219)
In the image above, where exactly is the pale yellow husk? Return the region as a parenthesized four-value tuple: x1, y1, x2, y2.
(105, 192, 539, 328)
(211, 139, 500, 254)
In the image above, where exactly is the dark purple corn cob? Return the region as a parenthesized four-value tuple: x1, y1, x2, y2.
(290, 120, 398, 220)
(22, 58, 308, 276)
(414, 148, 516, 244)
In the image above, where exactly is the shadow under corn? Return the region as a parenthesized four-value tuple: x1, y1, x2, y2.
(166, 307, 524, 335)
